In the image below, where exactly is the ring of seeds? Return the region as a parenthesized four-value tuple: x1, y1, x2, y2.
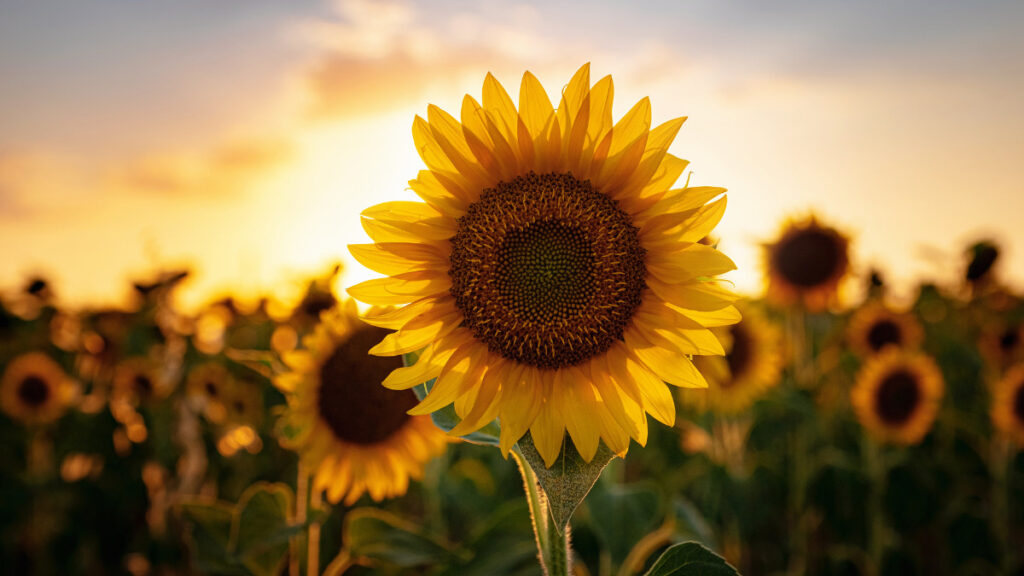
(773, 227, 844, 288)
(874, 369, 921, 425)
(317, 326, 415, 445)
(449, 172, 646, 370)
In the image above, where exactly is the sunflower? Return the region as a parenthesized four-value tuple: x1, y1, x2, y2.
(274, 302, 449, 505)
(851, 349, 944, 445)
(979, 322, 1024, 371)
(347, 64, 739, 467)
(112, 357, 172, 406)
(764, 216, 850, 311)
(846, 301, 923, 359)
(0, 352, 74, 425)
(185, 362, 233, 423)
(991, 363, 1024, 446)
(680, 304, 783, 413)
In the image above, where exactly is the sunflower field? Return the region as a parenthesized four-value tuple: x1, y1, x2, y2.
(2, 66, 1023, 576)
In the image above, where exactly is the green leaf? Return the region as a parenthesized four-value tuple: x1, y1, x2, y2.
(586, 481, 661, 567)
(231, 482, 294, 576)
(345, 507, 461, 567)
(516, 431, 616, 532)
(180, 501, 248, 575)
(672, 497, 715, 546)
(642, 542, 740, 576)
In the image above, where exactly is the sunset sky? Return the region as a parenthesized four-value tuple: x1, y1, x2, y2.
(2, 0, 1023, 310)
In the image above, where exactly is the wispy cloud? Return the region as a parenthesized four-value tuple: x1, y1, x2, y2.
(302, 0, 560, 118)
(113, 137, 296, 196)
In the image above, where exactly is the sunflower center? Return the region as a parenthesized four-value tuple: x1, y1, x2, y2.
(874, 370, 921, 425)
(317, 326, 416, 445)
(999, 328, 1019, 353)
(867, 320, 902, 352)
(1014, 384, 1024, 422)
(772, 228, 843, 288)
(17, 376, 50, 407)
(134, 375, 154, 398)
(725, 323, 753, 384)
(449, 172, 646, 369)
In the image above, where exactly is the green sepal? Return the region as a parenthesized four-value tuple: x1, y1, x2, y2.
(516, 431, 616, 532)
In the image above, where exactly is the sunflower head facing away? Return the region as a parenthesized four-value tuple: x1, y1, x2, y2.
(348, 64, 739, 467)
(851, 349, 944, 445)
(846, 301, 924, 359)
(681, 303, 783, 414)
(764, 216, 850, 312)
(274, 302, 449, 505)
(1, 352, 75, 425)
(992, 363, 1024, 447)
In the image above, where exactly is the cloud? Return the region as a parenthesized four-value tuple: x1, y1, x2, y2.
(112, 137, 296, 196)
(301, 0, 561, 118)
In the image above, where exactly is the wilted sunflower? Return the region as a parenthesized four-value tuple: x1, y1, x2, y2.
(846, 301, 923, 358)
(851, 349, 944, 445)
(274, 303, 449, 505)
(347, 64, 739, 467)
(764, 216, 850, 311)
(1, 352, 74, 425)
(680, 304, 783, 413)
(991, 363, 1024, 446)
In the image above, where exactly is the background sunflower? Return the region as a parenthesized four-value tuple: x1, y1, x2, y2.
(274, 302, 449, 505)
(846, 301, 923, 358)
(682, 303, 784, 414)
(0, 352, 74, 425)
(992, 363, 1024, 446)
(851, 349, 944, 445)
(764, 216, 850, 311)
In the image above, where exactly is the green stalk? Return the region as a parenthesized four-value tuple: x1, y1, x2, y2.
(512, 448, 571, 576)
(863, 436, 886, 576)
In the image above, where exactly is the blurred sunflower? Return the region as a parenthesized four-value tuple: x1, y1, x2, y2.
(274, 303, 449, 505)
(681, 304, 784, 413)
(112, 357, 172, 406)
(223, 379, 264, 427)
(764, 216, 850, 311)
(851, 349, 944, 445)
(0, 352, 74, 425)
(185, 362, 233, 423)
(846, 301, 923, 358)
(979, 322, 1024, 371)
(991, 363, 1024, 446)
(348, 64, 738, 467)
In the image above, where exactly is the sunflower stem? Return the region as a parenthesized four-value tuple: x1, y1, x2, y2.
(292, 462, 309, 576)
(308, 486, 322, 576)
(991, 437, 1013, 574)
(512, 447, 572, 575)
(863, 435, 886, 576)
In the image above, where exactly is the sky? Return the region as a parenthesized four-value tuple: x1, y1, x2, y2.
(2, 0, 1023, 310)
